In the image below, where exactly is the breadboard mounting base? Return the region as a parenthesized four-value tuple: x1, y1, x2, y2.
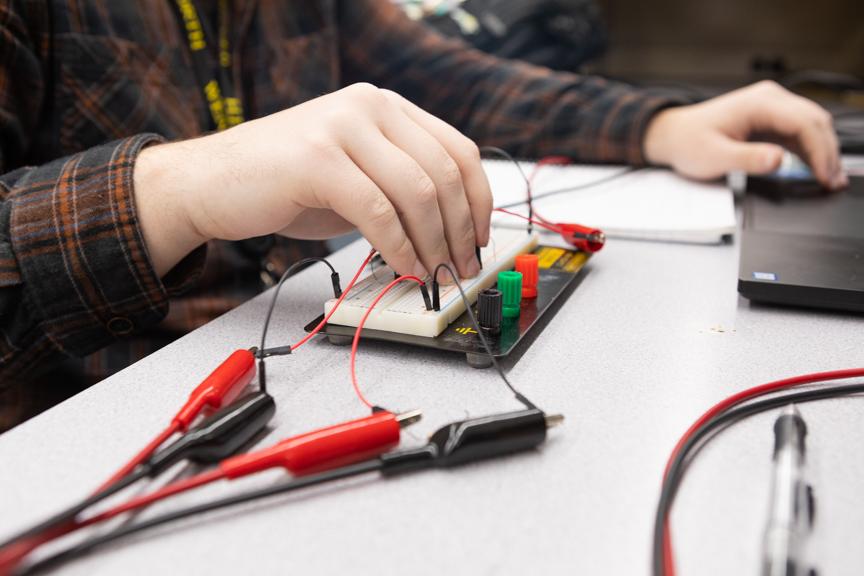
(305, 244, 591, 368)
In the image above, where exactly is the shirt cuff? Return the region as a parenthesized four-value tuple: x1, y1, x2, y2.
(9, 134, 205, 357)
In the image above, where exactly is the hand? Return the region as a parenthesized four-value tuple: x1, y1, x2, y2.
(643, 80, 847, 189)
(134, 83, 492, 279)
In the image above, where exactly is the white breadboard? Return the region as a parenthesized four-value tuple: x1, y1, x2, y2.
(324, 229, 539, 337)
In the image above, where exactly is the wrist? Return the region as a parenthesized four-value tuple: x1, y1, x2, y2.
(643, 107, 683, 168)
(133, 140, 211, 277)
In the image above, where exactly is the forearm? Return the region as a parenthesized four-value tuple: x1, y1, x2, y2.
(338, 0, 687, 164)
(0, 135, 207, 380)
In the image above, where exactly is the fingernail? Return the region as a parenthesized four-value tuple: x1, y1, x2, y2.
(412, 261, 428, 279)
(463, 255, 481, 278)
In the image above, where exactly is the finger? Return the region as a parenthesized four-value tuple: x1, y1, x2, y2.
(316, 152, 421, 277)
(747, 88, 841, 187)
(382, 90, 493, 248)
(342, 128, 452, 279)
(378, 106, 480, 278)
(817, 119, 846, 188)
(712, 138, 784, 176)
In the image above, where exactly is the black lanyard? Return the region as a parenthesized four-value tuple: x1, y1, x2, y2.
(173, 0, 244, 131)
(174, 0, 276, 285)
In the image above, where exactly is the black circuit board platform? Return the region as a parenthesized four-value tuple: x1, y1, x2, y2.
(304, 245, 591, 368)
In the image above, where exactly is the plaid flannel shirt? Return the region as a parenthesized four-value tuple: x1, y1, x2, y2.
(0, 0, 681, 430)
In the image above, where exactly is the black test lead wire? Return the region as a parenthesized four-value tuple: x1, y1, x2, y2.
(24, 268, 552, 574)
(494, 166, 642, 211)
(480, 146, 534, 234)
(433, 262, 538, 411)
(4, 254, 386, 572)
(653, 382, 864, 576)
(25, 409, 561, 576)
(256, 256, 342, 391)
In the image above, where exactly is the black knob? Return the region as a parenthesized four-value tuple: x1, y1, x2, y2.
(477, 288, 502, 335)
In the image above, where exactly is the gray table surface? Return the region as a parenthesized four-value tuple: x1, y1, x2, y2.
(2, 207, 864, 575)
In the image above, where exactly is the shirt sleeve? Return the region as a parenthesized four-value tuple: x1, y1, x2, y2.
(337, 0, 689, 165)
(0, 2, 202, 383)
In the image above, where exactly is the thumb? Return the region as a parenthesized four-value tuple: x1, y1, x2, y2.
(715, 139, 784, 175)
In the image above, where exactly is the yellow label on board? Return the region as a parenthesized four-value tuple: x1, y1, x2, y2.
(535, 247, 566, 269)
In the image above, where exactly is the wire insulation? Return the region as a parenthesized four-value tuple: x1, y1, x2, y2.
(480, 146, 533, 233)
(434, 263, 536, 410)
(290, 250, 376, 352)
(94, 423, 178, 493)
(84, 469, 227, 528)
(495, 167, 640, 210)
(23, 461, 384, 575)
(655, 368, 864, 576)
(257, 251, 376, 391)
(493, 207, 564, 235)
(350, 275, 426, 408)
(526, 156, 571, 224)
(0, 465, 149, 553)
(258, 257, 337, 362)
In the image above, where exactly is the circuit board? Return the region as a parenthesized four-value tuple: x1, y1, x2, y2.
(322, 229, 539, 338)
(305, 237, 592, 367)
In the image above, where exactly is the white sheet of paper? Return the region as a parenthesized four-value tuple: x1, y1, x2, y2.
(486, 161, 737, 244)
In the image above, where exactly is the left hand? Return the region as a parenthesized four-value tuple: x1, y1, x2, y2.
(643, 80, 847, 189)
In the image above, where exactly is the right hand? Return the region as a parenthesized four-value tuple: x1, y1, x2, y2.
(135, 83, 492, 279)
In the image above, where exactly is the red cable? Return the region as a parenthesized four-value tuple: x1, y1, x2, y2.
(350, 275, 426, 409)
(95, 348, 257, 493)
(290, 249, 377, 352)
(493, 207, 565, 235)
(0, 470, 226, 570)
(93, 424, 180, 494)
(527, 156, 571, 225)
(1, 252, 380, 573)
(85, 469, 226, 526)
(54, 409, 408, 536)
(661, 367, 864, 576)
(0, 523, 75, 576)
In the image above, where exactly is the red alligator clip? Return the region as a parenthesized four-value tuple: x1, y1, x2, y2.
(556, 223, 606, 253)
(172, 349, 257, 431)
(219, 410, 421, 478)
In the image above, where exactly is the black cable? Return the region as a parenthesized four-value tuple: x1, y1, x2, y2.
(434, 263, 536, 410)
(495, 166, 641, 210)
(22, 460, 383, 575)
(0, 466, 149, 549)
(257, 257, 339, 391)
(480, 146, 534, 234)
(27, 401, 557, 573)
(652, 382, 864, 576)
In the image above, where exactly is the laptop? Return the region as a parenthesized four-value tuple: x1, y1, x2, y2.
(738, 174, 864, 312)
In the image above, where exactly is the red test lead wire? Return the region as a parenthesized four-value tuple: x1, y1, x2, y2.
(493, 208, 605, 254)
(501, 154, 606, 253)
(1, 254, 377, 573)
(350, 275, 427, 409)
(77, 410, 422, 527)
(661, 367, 864, 576)
(527, 155, 572, 225)
(95, 348, 257, 492)
(290, 249, 377, 352)
(98, 251, 372, 491)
